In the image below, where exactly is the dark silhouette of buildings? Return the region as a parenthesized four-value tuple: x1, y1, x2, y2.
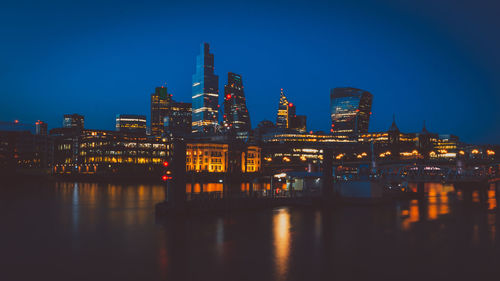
(192, 43, 219, 134)
(223, 72, 251, 135)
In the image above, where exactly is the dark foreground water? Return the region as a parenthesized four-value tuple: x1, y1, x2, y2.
(1, 181, 499, 281)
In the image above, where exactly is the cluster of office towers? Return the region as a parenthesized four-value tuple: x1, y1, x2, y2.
(120, 43, 374, 140)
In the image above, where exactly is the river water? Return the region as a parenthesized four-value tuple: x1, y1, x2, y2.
(1, 181, 499, 281)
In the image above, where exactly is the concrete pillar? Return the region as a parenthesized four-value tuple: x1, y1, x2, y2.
(170, 140, 187, 209)
(322, 148, 334, 198)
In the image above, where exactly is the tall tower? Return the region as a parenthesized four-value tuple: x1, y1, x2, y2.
(192, 43, 219, 134)
(151, 86, 171, 136)
(330, 87, 372, 138)
(223, 72, 251, 134)
(276, 88, 289, 129)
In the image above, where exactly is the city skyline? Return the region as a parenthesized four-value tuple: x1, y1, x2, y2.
(1, 0, 499, 144)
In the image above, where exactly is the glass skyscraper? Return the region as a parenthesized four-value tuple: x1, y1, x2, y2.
(192, 43, 219, 134)
(330, 87, 373, 138)
(223, 72, 251, 134)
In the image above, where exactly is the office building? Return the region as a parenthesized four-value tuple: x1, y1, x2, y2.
(151, 86, 172, 136)
(330, 87, 372, 138)
(223, 72, 251, 134)
(192, 43, 219, 133)
(165, 102, 192, 137)
(276, 88, 290, 129)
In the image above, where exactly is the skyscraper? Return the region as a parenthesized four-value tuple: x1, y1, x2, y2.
(151, 86, 171, 136)
(276, 88, 290, 129)
(116, 114, 147, 134)
(330, 87, 373, 138)
(223, 72, 251, 134)
(192, 43, 219, 134)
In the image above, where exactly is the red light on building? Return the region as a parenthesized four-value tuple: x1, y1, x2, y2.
(14, 120, 19, 124)
(162, 175, 168, 181)
(370, 112, 372, 115)
(163, 161, 169, 167)
(356, 109, 360, 112)
(289, 103, 293, 107)
(226, 94, 231, 99)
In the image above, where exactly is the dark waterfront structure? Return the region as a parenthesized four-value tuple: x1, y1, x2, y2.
(0, 130, 53, 175)
(115, 114, 147, 134)
(35, 120, 48, 135)
(330, 87, 373, 139)
(223, 72, 251, 135)
(63, 114, 84, 131)
(192, 43, 219, 134)
(165, 101, 192, 137)
(150, 86, 171, 136)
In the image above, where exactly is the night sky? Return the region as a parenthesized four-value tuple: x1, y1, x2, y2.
(1, 0, 499, 144)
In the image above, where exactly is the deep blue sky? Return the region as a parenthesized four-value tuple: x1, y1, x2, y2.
(1, 0, 499, 144)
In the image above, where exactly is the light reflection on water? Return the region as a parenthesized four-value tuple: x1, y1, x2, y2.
(273, 208, 291, 281)
(2, 181, 500, 281)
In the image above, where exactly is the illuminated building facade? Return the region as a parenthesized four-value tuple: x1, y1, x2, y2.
(151, 86, 172, 136)
(165, 102, 192, 137)
(116, 114, 147, 134)
(186, 143, 228, 172)
(63, 114, 84, 131)
(186, 142, 261, 173)
(223, 72, 251, 134)
(330, 87, 372, 138)
(276, 88, 291, 129)
(242, 146, 261, 172)
(192, 43, 219, 134)
(52, 129, 168, 174)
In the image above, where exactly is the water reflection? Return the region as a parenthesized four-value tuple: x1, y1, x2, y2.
(4, 180, 500, 281)
(184, 182, 270, 194)
(273, 208, 291, 281)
